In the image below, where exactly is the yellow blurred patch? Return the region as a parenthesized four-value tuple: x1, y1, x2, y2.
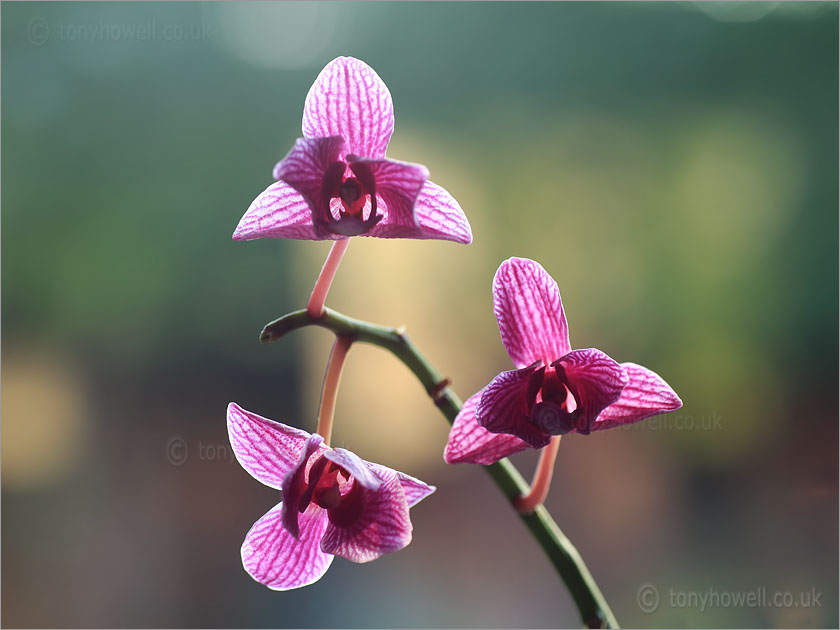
(2, 351, 90, 489)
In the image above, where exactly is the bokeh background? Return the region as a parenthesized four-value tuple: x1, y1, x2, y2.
(2, 2, 837, 628)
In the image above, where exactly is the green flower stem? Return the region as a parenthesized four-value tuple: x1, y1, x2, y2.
(261, 308, 619, 629)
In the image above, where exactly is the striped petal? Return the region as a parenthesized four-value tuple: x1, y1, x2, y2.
(444, 391, 531, 465)
(592, 363, 682, 431)
(273, 136, 345, 234)
(303, 57, 394, 160)
(241, 501, 333, 590)
(394, 471, 436, 507)
(362, 181, 472, 243)
(412, 181, 473, 244)
(227, 403, 311, 490)
(476, 366, 551, 449)
(493, 258, 572, 369)
(365, 462, 436, 507)
(556, 348, 628, 435)
(320, 466, 412, 563)
(233, 181, 331, 241)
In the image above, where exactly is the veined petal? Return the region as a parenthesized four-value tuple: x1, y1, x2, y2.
(323, 448, 383, 491)
(444, 391, 531, 465)
(281, 434, 325, 539)
(592, 362, 682, 431)
(303, 57, 394, 160)
(227, 403, 311, 490)
(233, 181, 333, 241)
(556, 348, 628, 435)
(493, 258, 572, 369)
(320, 466, 412, 563)
(273, 136, 345, 233)
(412, 181, 472, 244)
(241, 501, 333, 591)
(348, 156, 428, 230)
(393, 471, 436, 508)
(365, 462, 436, 508)
(476, 366, 551, 449)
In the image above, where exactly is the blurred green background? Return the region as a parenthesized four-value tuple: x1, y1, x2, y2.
(2, 2, 837, 628)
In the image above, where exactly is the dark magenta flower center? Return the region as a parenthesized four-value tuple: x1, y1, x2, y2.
(526, 363, 584, 435)
(298, 454, 365, 528)
(321, 161, 383, 236)
(339, 178, 363, 208)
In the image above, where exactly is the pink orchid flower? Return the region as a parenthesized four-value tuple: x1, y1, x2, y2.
(445, 257, 682, 465)
(227, 403, 435, 590)
(233, 56, 472, 244)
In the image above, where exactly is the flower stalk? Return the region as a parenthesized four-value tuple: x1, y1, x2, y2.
(515, 435, 562, 514)
(261, 307, 619, 629)
(315, 335, 353, 444)
(307, 239, 350, 317)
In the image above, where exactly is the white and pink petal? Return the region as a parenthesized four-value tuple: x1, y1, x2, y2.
(393, 471, 436, 507)
(364, 462, 436, 508)
(592, 362, 682, 431)
(241, 501, 333, 591)
(302, 57, 394, 160)
(227, 403, 311, 490)
(273, 136, 345, 232)
(444, 391, 531, 465)
(412, 181, 472, 244)
(233, 181, 331, 241)
(493, 258, 572, 369)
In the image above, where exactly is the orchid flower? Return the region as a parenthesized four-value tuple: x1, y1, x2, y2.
(444, 257, 682, 466)
(228, 403, 435, 590)
(233, 56, 472, 244)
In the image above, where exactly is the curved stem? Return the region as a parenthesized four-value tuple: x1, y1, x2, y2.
(515, 435, 562, 513)
(261, 308, 619, 629)
(307, 239, 350, 317)
(316, 335, 353, 445)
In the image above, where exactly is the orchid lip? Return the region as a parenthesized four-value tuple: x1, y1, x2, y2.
(531, 401, 576, 435)
(527, 362, 583, 435)
(297, 453, 368, 527)
(324, 212, 383, 236)
(339, 179, 362, 205)
(319, 159, 382, 236)
(326, 480, 366, 528)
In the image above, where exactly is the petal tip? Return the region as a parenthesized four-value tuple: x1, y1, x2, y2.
(667, 392, 684, 411)
(443, 448, 473, 465)
(442, 444, 459, 465)
(226, 401, 245, 425)
(231, 223, 249, 241)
